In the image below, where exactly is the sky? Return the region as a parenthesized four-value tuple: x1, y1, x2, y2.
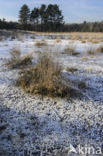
(0, 0, 103, 23)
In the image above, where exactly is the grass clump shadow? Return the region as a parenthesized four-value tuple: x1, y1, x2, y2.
(17, 52, 69, 98)
(6, 47, 32, 69)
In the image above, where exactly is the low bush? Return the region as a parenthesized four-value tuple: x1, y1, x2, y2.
(17, 52, 69, 97)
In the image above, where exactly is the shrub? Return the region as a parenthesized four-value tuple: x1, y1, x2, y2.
(17, 52, 69, 97)
(6, 47, 32, 69)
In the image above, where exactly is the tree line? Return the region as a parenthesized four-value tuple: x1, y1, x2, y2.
(18, 4, 64, 31)
(0, 4, 103, 32)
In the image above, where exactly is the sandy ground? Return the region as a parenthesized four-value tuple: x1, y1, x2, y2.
(0, 33, 103, 155)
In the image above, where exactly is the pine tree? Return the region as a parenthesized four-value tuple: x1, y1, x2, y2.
(30, 8, 39, 24)
(19, 4, 30, 27)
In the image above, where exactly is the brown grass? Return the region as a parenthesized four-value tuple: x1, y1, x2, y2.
(96, 46, 103, 53)
(87, 47, 95, 55)
(81, 40, 86, 43)
(62, 47, 80, 56)
(55, 39, 61, 43)
(87, 39, 99, 44)
(35, 40, 47, 47)
(6, 47, 32, 69)
(17, 52, 69, 97)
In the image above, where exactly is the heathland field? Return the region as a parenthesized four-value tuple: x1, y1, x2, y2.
(0, 30, 103, 155)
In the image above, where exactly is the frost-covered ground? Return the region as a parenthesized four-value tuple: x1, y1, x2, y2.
(0, 33, 103, 156)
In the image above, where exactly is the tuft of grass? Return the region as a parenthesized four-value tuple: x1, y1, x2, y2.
(63, 47, 75, 54)
(81, 40, 86, 43)
(17, 52, 69, 97)
(35, 40, 47, 47)
(87, 47, 95, 55)
(96, 46, 103, 53)
(63, 47, 80, 56)
(55, 39, 61, 43)
(88, 39, 99, 44)
(6, 47, 32, 69)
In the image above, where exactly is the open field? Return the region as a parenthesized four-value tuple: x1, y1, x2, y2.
(0, 30, 103, 155)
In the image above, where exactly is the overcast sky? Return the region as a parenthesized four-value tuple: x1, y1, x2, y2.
(0, 0, 103, 23)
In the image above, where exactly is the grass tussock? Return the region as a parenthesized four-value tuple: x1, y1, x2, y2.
(87, 39, 99, 44)
(17, 52, 69, 97)
(96, 46, 103, 53)
(81, 40, 86, 43)
(6, 47, 32, 69)
(63, 47, 80, 56)
(55, 39, 61, 43)
(87, 47, 95, 55)
(35, 40, 47, 47)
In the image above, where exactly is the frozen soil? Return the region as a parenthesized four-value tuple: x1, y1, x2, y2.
(0, 35, 103, 156)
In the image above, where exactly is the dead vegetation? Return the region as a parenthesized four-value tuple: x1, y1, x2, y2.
(55, 39, 61, 43)
(62, 47, 80, 56)
(6, 47, 32, 69)
(17, 52, 69, 97)
(87, 39, 99, 44)
(35, 40, 47, 47)
(87, 47, 95, 55)
(96, 46, 103, 53)
(81, 40, 86, 43)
